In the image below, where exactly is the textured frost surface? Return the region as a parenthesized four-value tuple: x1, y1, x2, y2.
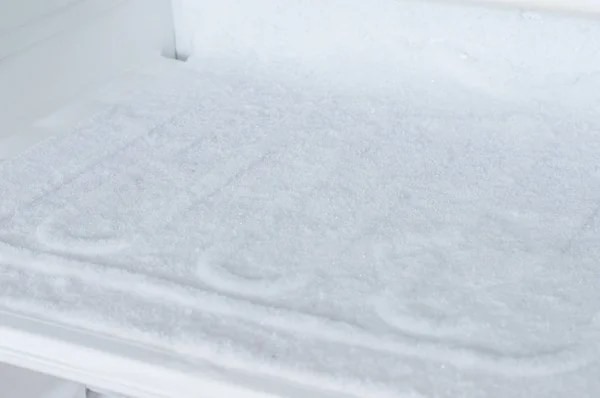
(2, 2, 600, 397)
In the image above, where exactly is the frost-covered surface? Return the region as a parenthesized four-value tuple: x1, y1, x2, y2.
(2, 1, 600, 397)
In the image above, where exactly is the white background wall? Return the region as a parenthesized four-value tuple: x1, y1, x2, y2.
(0, 0, 176, 141)
(0, 0, 80, 34)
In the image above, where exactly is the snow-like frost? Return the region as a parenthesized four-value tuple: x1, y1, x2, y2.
(2, 1, 600, 397)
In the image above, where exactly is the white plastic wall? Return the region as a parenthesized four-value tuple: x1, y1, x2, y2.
(463, 0, 600, 14)
(0, 362, 85, 398)
(0, 0, 176, 140)
(0, 0, 81, 34)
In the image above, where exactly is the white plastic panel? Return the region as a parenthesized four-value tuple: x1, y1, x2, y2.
(462, 0, 600, 14)
(0, 0, 81, 35)
(0, 0, 176, 142)
(0, 362, 85, 398)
